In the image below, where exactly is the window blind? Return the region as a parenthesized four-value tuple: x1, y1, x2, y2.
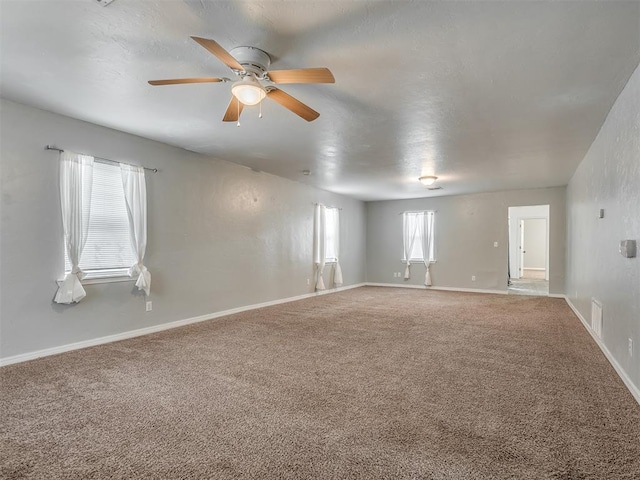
(65, 162, 135, 276)
(403, 211, 435, 261)
(325, 207, 338, 261)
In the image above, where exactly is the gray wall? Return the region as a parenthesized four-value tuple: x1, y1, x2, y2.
(366, 188, 566, 294)
(0, 100, 366, 359)
(566, 62, 640, 391)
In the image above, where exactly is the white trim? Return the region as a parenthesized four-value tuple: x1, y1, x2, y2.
(564, 296, 640, 407)
(523, 267, 546, 271)
(58, 273, 135, 285)
(365, 282, 507, 295)
(428, 285, 507, 295)
(0, 282, 365, 367)
(69, 276, 134, 285)
(366, 283, 565, 299)
(366, 282, 427, 290)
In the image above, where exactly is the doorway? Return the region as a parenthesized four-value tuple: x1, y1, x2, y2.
(508, 205, 549, 296)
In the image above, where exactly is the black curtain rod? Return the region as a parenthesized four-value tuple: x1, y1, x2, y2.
(45, 145, 158, 173)
(398, 210, 437, 215)
(313, 202, 342, 210)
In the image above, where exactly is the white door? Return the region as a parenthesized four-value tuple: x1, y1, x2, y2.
(519, 219, 525, 278)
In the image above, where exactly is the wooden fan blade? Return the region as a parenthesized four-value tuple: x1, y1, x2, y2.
(191, 36, 244, 72)
(267, 68, 335, 84)
(148, 77, 223, 86)
(223, 96, 244, 122)
(266, 88, 320, 122)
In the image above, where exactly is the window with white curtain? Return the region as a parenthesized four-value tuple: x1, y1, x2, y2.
(64, 162, 135, 279)
(324, 207, 339, 262)
(403, 211, 436, 261)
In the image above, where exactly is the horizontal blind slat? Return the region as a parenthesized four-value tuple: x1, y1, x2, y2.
(324, 207, 338, 260)
(65, 162, 136, 273)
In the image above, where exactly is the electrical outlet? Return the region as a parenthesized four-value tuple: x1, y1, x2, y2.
(494, 242, 498, 247)
(629, 338, 634, 358)
(471, 275, 476, 281)
(306, 278, 310, 286)
(145, 301, 152, 312)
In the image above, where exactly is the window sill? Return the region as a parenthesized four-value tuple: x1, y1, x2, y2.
(401, 259, 437, 263)
(82, 276, 134, 285)
(57, 273, 135, 286)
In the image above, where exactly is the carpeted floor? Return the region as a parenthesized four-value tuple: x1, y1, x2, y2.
(2, 287, 640, 479)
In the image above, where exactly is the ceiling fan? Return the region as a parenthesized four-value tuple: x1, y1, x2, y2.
(148, 36, 335, 123)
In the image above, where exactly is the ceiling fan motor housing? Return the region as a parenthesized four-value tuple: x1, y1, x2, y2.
(230, 46, 271, 77)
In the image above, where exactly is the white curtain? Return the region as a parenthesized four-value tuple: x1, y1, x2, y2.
(332, 209, 343, 287)
(121, 164, 151, 296)
(422, 212, 434, 286)
(402, 213, 420, 279)
(313, 204, 326, 290)
(54, 151, 94, 304)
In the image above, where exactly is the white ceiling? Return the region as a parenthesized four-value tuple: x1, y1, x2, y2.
(1, 1, 639, 201)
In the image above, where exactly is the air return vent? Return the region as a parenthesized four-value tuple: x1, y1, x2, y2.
(591, 299, 603, 338)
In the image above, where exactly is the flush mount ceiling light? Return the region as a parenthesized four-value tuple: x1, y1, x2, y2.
(419, 175, 438, 186)
(231, 76, 266, 106)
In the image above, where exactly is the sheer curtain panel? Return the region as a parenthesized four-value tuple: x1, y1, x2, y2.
(313, 204, 326, 290)
(402, 212, 420, 279)
(332, 209, 343, 287)
(422, 212, 435, 286)
(54, 151, 94, 304)
(120, 164, 151, 295)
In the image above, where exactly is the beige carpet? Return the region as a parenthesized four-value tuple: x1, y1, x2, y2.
(2, 287, 639, 479)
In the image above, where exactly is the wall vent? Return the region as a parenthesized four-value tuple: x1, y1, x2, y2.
(591, 299, 603, 338)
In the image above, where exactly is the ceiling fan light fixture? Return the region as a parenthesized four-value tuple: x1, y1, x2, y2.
(231, 76, 266, 106)
(419, 175, 438, 186)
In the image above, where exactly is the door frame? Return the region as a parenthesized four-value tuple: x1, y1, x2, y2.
(508, 205, 550, 282)
(518, 216, 549, 281)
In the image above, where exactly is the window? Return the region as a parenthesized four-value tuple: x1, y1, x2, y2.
(64, 162, 135, 279)
(403, 211, 435, 262)
(324, 207, 339, 262)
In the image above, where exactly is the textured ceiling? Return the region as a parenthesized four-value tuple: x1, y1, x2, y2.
(1, 0, 639, 201)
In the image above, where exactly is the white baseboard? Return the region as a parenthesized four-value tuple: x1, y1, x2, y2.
(564, 297, 640, 407)
(365, 282, 507, 295)
(0, 283, 366, 367)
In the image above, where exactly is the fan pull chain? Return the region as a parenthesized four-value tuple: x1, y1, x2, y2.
(259, 98, 263, 119)
(236, 99, 240, 127)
